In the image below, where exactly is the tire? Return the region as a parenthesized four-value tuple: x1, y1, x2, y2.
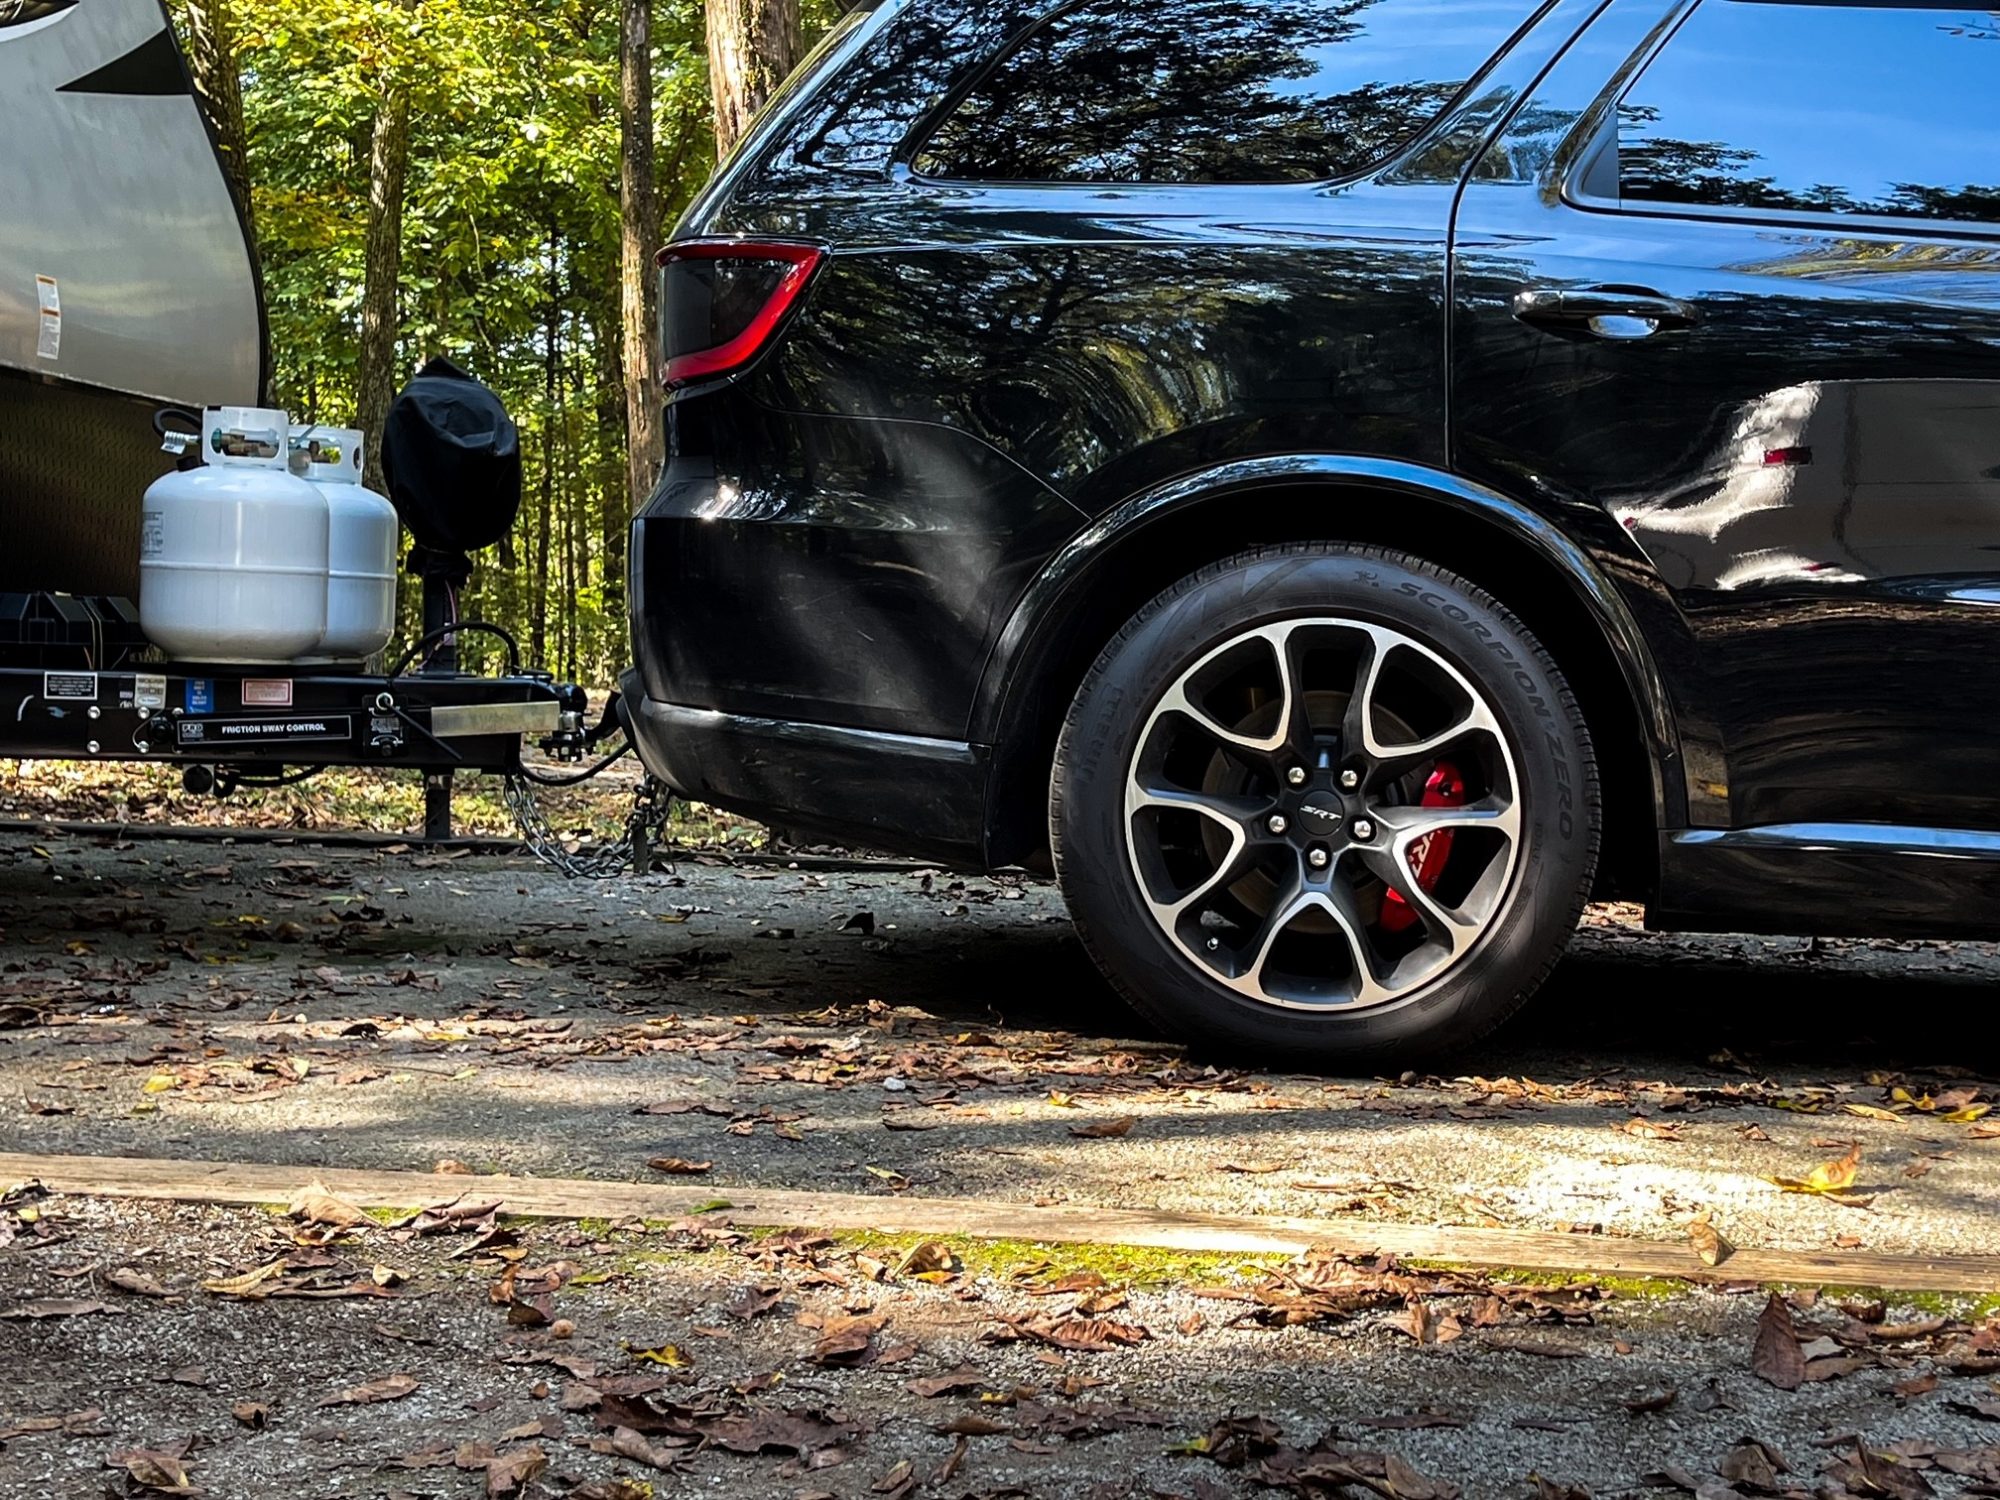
(1051, 542, 1599, 1068)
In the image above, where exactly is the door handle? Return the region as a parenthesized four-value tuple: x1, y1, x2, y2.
(1511, 285, 1696, 339)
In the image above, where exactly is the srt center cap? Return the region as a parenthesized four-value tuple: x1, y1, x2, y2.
(1296, 796, 1345, 835)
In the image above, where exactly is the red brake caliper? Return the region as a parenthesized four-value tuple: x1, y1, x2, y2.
(1380, 761, 1464, 933)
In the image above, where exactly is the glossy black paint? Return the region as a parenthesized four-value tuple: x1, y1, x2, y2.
(1452, 0, 2000, 871)
(628, 0, 2000, 938)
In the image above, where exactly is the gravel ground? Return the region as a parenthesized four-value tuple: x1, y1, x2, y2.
(3, 828, 2000, 1497)
(3, 1195, 1999, 1499)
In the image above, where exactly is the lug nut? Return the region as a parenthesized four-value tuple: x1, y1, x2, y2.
(1307, 847, 1330, 869)
(1351, 817, 1375, 841)
(1266, 814, 1288, 835)
(1339, 768, 1360, 791)
(1285, 766, 1307, 787)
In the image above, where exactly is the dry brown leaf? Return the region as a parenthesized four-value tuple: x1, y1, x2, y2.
(646, 1157, 713, 1175)
(317, 1372, 419, 1407)
(1686, 1218, 1732, 1268)
(1068, 1115, 1137, 1139)
(1751, 1292, 1806, 1390)
(872, 1458, 916, 1496)
(813, 1312, 887, 1364)
(906, 1364, 983, 1399)
(1618, 1117, 1683, 1141)
(485, 1445, 547, 1498)
(0, 1297, 110, 1319)
(893, 1241, 959, 1278)
(290, 1180, 371, 1229)
(106, 1267, 173, 1298)
(109, 1446, 198, 1495)
(201, 1259, 290, 1299)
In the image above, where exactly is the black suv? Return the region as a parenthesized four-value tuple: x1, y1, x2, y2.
(622, 0, 2000, 1064)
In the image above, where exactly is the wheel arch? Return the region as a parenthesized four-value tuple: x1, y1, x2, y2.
(975, 455, 1683, 896)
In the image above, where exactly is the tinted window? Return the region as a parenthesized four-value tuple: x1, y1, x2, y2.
(1616, 1, 2000, 225)
(914, 0, 1538, 184)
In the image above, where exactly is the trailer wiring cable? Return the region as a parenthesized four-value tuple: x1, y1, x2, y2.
(383, 620, 523, 680)
(511, 740, 633, 787)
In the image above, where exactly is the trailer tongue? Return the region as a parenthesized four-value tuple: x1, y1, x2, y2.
(0, 0, 650, 861)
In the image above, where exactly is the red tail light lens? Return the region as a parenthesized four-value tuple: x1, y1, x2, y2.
(657, 239, 825, 387)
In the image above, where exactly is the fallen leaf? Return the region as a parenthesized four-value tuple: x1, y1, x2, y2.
(290, 1180, 371, 1229)
(107, 1267, 174, 1298)
(1766, 1143, 1861, 1196)
(485, 1445, 547, 1498)
(1843, 1103, 1904, 1124)
(906, 1365, 984, 1399)
(1618, 1117, 1683, 1141)
(628, 1342, 693, 1369)
(646, 1157, 713, 1175)
(1068, 1116, 1137, 1139)
(1, 1297, 110, 1319)
(813, 1312, 886, 1364)
(894, 1241, 959, 1278)
(108, 1445, 198, 1495)
(1686, 1219, 1731, 1268)
(1751, 1292, 1806, 1390)
(317, 1372, 419, 1407)
(872, 1458, 915, 1496)
(202, 1259, 290, 1299)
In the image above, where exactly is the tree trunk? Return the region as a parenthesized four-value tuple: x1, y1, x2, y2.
(704, 0, 804, 158)
(533, 232, 560, 670)
(179, 0, 255, 239)
(618, 0, 664, 510)
(355, 79, 411, 496)
(588, 301, 628, 624)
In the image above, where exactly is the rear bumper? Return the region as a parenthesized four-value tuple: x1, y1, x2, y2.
(620, 669, 992, 867)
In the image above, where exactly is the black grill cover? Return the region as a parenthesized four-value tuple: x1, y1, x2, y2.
(381, 357, 521, 577)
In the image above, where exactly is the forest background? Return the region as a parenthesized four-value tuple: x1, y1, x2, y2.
(172, 0, 836, 688)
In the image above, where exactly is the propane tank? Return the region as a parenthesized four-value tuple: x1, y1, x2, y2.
(139, 407, 329, 663)
(291, 426, 398, 662)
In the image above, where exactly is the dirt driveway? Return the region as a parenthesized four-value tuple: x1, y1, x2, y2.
(3, 830, 1999, 1498)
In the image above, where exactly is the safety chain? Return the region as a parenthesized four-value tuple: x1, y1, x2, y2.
(502, 766, 675, 878)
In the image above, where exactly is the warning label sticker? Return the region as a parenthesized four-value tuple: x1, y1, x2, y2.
(176, 716, 352, 746)
(43, 671, 97, 701)
(133, 674, 167, 710)
(35, 275, 59, 361)
(241, 679, 294, 708)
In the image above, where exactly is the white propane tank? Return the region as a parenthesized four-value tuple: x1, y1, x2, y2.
(291, 426, 398, 662)
(139, 407, 329, 664)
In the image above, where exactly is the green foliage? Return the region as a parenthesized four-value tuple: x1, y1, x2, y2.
(178, 0, 803, 686)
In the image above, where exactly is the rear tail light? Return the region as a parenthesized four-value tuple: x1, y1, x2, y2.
(657, 239, 825, 387)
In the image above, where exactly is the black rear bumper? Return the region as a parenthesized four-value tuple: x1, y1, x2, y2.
(620, 669, 992, 867)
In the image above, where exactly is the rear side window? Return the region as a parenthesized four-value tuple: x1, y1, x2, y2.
(1614, 0, 2000, 225)
(913, 0, 1541, 184)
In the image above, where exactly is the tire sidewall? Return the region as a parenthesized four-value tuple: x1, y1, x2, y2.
(1054, 547, 1593, 1062)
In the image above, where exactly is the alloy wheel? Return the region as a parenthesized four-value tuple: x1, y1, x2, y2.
(1122, 617, 1521, 1010)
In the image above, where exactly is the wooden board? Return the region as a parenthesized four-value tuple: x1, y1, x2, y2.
(4, 1150, 1995, 1294)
